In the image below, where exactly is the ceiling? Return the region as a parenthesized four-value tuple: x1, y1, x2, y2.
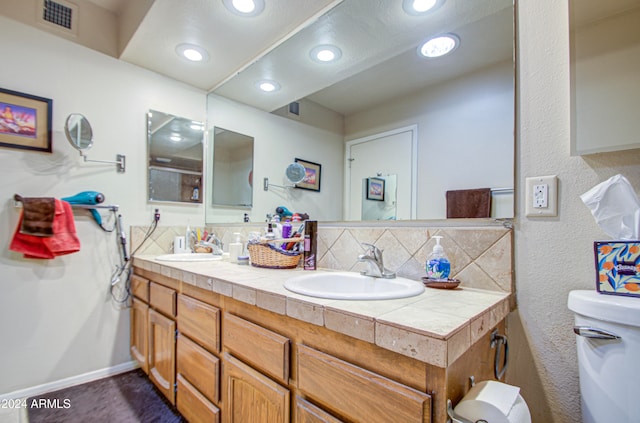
(3, 0, 636, 116)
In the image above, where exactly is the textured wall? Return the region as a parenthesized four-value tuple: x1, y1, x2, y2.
(513, 1, 640, 422)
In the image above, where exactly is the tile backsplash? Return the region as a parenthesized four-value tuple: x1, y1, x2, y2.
(131, 223, 513, 294)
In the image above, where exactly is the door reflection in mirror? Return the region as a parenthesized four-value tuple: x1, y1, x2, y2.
(212, 127, 254, 208)
(362, 175, 397, 220)
(147, 110, 204, 203)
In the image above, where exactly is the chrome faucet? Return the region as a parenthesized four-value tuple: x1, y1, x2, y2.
(358, 243, 396, 279)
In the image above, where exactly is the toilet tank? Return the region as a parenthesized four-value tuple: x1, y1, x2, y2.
(568, 290, 640, 423)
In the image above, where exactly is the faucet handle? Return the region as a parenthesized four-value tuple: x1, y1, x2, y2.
(361, 242, 382, 259)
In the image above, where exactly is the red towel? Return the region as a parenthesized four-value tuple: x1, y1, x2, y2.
(10, 200, 81, 259)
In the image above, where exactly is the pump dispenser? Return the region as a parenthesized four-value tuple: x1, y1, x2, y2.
(426, 236, 451, 279)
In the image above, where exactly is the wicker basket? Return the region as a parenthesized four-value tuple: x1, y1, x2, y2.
(247, 240, 302, 269)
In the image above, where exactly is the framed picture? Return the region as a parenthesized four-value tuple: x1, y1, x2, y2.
(366, 177, 385, 201)
(295, 158, 321, 192)
(0, 88, 52, 153)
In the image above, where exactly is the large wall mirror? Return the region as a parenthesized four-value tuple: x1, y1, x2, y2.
(570, 0, 640, 155)
(211, 127, 254, 208)
(206, 0, 515, 224)
(148, 110, 204, 203)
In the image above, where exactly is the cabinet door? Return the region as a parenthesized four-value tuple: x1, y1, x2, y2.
(149, 308, 176, 404)
(295, 396, 343, 423)
(177, 374, 220, 423)
(223, 353, 290, 423)
(130, 298, 149, 374)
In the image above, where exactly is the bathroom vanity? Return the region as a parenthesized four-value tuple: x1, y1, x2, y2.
(131, 256, 510, 423)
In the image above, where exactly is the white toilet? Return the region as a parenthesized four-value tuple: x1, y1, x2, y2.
(568, 290, 640, 423)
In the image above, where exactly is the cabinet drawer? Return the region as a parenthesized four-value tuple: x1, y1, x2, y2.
(149, 282, 176, 317)
(223, 313, 290, 384)
(177, 294, 220, 353)
(295, 396, 344, 423)
(177, 334, 220, 404)
(177, 374, 220, 423)
(130, 275, 149, 302)
(297, 345, 431, 423)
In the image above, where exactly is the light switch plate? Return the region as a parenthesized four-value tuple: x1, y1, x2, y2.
(525, 175, 558, 217)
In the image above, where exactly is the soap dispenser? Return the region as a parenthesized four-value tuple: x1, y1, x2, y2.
(426, 236, 451, 279)
(229, 232, 243, 263)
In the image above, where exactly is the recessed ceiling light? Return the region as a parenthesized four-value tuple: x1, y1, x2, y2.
(256, 80, 280, 92)
(309, 45, 342, 63)
(175, 43, 209, 62)
(402, 0, 443, 15)
(223, 0, 265, 17)
(418, 34, 459, 58)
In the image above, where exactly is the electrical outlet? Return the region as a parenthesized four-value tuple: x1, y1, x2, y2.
(533, 184, 548, 208)
(526, 175, 558, 217)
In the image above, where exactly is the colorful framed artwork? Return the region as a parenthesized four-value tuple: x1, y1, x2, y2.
(0, 88, 52, 153)
(295, 158, 321, 192)
(366, 177, 385, 201)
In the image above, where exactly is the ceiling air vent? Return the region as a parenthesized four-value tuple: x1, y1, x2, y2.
(287, 101, 301, 120)
(38, 0, 78, 36)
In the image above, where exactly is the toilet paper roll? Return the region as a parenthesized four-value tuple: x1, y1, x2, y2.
(454, 380, 531, 423)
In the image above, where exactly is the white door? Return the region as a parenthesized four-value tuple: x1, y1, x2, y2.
(345, 126, 417, 220)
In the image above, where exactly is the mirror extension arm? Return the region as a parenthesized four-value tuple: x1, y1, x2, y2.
(80, 151, 126, 173)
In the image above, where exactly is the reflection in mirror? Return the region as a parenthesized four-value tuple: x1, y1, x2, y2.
(208, 0, 515, 223)
(212, 127, 254, 208)
(570, 0, 640, 155)
(65, 113, 93, 151)
(147, 110, 204, 203)
(361, 175, 397, 221)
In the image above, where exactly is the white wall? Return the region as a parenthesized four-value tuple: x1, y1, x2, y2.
(512, 1, 640, 422)
(345, 61, 515, 219)
(0, 16, 205, 394)
(206, 95, 344, 224)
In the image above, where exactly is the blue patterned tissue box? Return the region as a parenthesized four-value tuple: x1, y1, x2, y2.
(595, 241, 640, 297)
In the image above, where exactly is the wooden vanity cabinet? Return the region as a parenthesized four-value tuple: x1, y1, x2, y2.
(132, 267, 505, 423)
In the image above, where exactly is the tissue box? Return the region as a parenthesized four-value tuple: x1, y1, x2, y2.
(595, 241, 640, 297)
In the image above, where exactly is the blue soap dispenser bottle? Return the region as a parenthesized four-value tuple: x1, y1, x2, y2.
(426, 236, 451, 280)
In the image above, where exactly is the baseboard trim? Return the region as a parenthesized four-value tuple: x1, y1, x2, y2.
(0, 361, 139, 401)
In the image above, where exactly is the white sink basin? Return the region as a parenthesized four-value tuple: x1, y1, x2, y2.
(284, 271, 424, 300)
(155, 253, 222, 262)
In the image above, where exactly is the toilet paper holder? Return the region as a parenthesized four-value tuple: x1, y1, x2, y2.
(491, 329, 508, 380)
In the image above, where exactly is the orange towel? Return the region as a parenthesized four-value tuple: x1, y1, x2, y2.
(10, 200, 81, 259)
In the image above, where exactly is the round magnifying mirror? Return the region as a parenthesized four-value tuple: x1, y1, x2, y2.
(64, 113, 93, 151)
(285, 162, 306, 184)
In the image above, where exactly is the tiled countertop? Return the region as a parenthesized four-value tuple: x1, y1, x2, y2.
(133, 255, 510, 368)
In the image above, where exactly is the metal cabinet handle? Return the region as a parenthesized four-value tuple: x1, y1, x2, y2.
(573, 326, 621, 340)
